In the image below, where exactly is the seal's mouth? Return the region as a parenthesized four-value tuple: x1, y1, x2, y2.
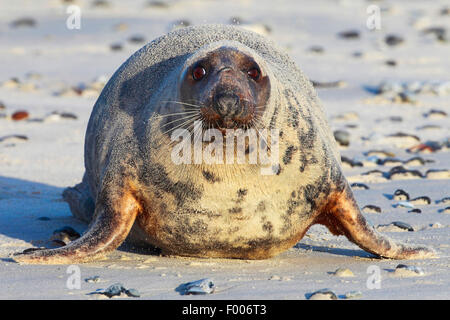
(200, 106, 255, 133)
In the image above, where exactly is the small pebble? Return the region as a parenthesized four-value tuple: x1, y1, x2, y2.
(362, 205, 381, 214)
(11, 111, 29, 121)
(307, 288, 338, 300)
(437, 197, 450, 204)
(408, 209, 422, 213)
(365, 150, 395, 158)
(334, 130, 350, 146)
(337, 30, 360, 39)
(428, 222, 443, 229)
(85, 276, 101, 283)
(404, 157, 426, 166)
(128, 34, 146, 44)
(351, 183, 369, 190)
(385, 60, 397, 67)
(308, 45, 324, 54)
(378, 158, 403, 166)
(146, 0, 170, 8)
(0, 134, 28, 143)
(424, 109, 447, 119)
(394, 201, 414, 209)
(342, 291, 362, 299)
(92, 0, 110, 8)
(409, 196, 431, 205)
(439, 207, 450, 214)
(333, 268, 354, 277)
(394, 264, 424, 276)
(389, 168, 423, 180)
(10, 17, 37, 28)
(91, 283, 140, 298)
(426, 169, 450, 179)
(392, 221, 414, 231)
(341, 156, 363, 167)
(110, 43, 123, 51)
(385, 34, 404, 46)
(376, 221, 414, 232)
(125, 288, 141, 297)
(181, 278, 215, 295)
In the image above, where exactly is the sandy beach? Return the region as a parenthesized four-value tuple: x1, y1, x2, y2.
(0, 0, 449, 300)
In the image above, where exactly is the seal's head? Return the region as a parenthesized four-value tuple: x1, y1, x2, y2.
(179, 43, 271, 132)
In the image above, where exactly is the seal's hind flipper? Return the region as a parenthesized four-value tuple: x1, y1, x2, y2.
(14, 188, 141, 264)
(62, 176, 95, 223)
(316, 185, 436, 260)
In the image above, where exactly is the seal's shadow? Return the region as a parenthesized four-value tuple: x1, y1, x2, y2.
(295, 243, 377, 259)
(0, 176, 159, 258)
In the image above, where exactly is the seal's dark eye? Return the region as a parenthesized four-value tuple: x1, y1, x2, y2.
(247, 68, 260, 80)
(192, 66, 206, 81)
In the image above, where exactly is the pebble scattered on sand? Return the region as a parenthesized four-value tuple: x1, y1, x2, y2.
(408, 209, 422, 214)
(332, 268, 354, 277)
(351, 182, 369, 190)
(0, 134, 28, 144)
(110, 43, 123, 51)
(341, 156, 363, 168)
(393, 189, 410, 201)
(50, 226, 80, 245)
(437, 197, 450, 204)
(376, 221, 414, 232)
(439, 207, 450, 214)
(362, 205, 381, 214)
(10, 17, 37, 28)
(365, 150, 395, 158)
(385, 34, 404, 46)
(332, 111, 359, 122)
(128, 34, 146, 44)
(337, 30, 360, 39)
(85, 276, 101, 283)
(307, 288, 338, 300)
(393, 264, 424, 277)
(312, 80, 347, 89)
(409, 196, 431, 205)
(394, 201, 414, 209)
(334, 130, 350, 146)
(92, 0, 111, 8)
(424, 109, 447, 119)
(342, 291, 362, 299)
(146, 0, 170, 9)
(389, 167, 423, 180)
(11, 111, 29, 121)
(307, 45, 324, 54)
(180, 278, 215, 295)
(426, 169, 450, 179)
(90, 283, 140, 298)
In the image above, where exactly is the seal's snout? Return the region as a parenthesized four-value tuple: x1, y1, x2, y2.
(213, 92, 240, 117)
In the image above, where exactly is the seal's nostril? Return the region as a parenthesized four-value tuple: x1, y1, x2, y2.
(214, 93, 240, 116)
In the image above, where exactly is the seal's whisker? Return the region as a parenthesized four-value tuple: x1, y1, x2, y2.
(152, 111, 200, 119)
(160, 115, 201, 137)
(159, 113, 200, 130)
(161, 100, 204, 109)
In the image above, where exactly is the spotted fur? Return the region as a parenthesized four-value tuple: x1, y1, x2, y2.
(14, 25, 435, 264)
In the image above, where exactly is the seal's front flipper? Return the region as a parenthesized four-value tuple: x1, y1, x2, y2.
(14, 189, 141, 264)
(316, 185, 436, 260)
